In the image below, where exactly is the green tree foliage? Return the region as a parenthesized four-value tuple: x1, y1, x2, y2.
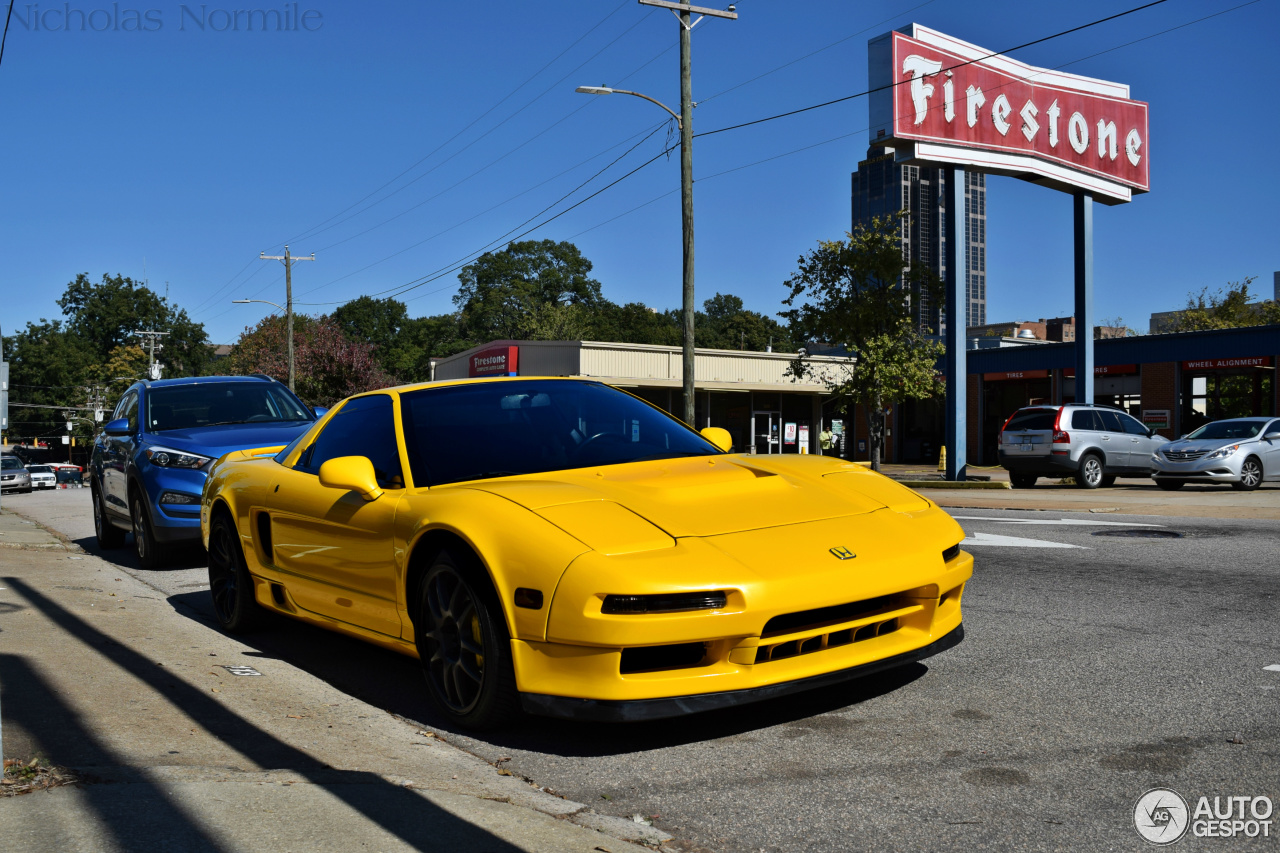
(2, 321, 98, 444)
(696, 292, 793, 351)
(589, 302, 681, 346)
(1166, 277, 1280, 332)
(781, 217, 945, 471)
(227, 314, 397, 407)
(455, 240, 603, 341)
(57, 273, 212, 375)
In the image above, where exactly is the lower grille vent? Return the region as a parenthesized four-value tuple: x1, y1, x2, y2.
(755, 617, 900, 664)
(620, 642, 708, 674)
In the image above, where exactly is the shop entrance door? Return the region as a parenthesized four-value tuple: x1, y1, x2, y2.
(753, 412, 779, 454)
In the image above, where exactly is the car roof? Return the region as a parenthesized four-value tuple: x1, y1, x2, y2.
(139, 374, 280, 390)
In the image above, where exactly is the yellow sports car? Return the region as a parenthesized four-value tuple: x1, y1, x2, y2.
(201, 377, 971, 729)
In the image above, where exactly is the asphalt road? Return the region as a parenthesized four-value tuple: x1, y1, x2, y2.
(9, 487, 1279, 852)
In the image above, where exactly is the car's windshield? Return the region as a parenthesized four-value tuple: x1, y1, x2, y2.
(399, 379, 721, 486)
(1186, 420, 1265, 441)
(146, 383, 312, 432)
(28, 465, 53, 474)
(1, 457, 23, 471)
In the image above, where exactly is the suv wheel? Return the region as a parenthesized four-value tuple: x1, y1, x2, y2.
(1076, 454, 1105, 489)
(1010, 473, 1037, 489)
(1232, 456, 1263, 492)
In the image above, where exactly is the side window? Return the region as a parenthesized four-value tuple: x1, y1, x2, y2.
(1120, 414, 1148, 436)
(1096, 410, 1123, 433)
(121, 393, 140, 432)
(294, 395, 402, 488)
(1071, 410, 1101, 431)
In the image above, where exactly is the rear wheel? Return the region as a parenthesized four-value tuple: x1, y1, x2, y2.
(1075, 454, 1105, 489)
(131, 494, 168, 570)
(1232, 456, 1263, 492)
(93, 484, 126, 549)
(1156, 479, 1184, 491)
(414, 548, 519, 731)
(1009, 473, 1037, 489)
(207, 510, 266, 632)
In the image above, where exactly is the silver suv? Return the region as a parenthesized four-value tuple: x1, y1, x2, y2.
(998, 404, 1169, 489)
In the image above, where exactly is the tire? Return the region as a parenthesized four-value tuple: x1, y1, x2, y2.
(1232, 456, 1263, 492)
(207, 509, 266, 632)
(1099, 475, 1117, 488)
(1075, 454, 1105, 489)
(93, 484, 126, 549)
(1009, 473, 1037, 489)
(1156, 479, 1184, 491)
(414, 547, 519, 731)
(131, 493, 168, 570)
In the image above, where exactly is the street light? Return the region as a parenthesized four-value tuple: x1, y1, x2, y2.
(574, 86, 682, 128)
(233, 298, 291, 390)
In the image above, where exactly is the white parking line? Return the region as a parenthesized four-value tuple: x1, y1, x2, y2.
(961, 531, 1086, 549)
(952, 516, 1164, 527)
(1264, 665, 1280, 673)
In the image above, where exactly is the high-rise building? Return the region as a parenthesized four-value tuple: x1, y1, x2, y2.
(850, 145, 986, 333)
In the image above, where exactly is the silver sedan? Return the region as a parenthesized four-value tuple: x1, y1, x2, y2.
(1151, 417, 1280, 491)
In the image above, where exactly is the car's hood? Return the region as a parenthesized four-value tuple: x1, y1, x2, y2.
(463, 455, 928, 539)
(143, 421, 313, 458)
(1165, 438, 1250, 453)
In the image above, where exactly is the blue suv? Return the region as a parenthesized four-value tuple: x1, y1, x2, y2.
(91, 375, 321, 568)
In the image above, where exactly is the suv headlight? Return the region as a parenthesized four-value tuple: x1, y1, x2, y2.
(145, 446, 213, 469)
(1204, 444, 1240, 461)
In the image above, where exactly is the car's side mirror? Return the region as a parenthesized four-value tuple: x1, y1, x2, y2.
(312, 406, 329, 418)
(700, 427, 733, 453)
(103, 417, 132, 436)
(1265, 431, 1280, 441)
(318, 456, 383, 502)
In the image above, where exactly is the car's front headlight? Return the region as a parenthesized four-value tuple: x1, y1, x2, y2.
(145, 446, 213, 469)
(1204, 444, 1240, 461)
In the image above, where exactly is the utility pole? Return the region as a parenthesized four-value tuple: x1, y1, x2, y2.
(132, 329, 170, 381)
(260, 245, 316, 393)
(638, 0, 736, 425)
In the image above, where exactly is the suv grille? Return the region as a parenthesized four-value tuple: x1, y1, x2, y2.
(1163, 449, 1207, 461)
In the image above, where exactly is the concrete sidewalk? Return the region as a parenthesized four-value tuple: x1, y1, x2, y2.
(0, 509, 662, 852)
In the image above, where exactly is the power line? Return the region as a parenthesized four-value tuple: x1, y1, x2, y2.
(0, 1, 15, 69)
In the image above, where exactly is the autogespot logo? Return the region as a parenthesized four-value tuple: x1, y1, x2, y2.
(1135, 788, 1190, 845)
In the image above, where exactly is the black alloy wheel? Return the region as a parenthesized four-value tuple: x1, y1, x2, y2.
(93, 484, 126, 549)
(207, 510, 265, 632)
(1075, 454, 1105, 489)
(1233, 456, 1263, 492)
(415, 549, 518, 730)
(131, 495, 167, 570)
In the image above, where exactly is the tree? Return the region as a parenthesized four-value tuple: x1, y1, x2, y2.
(697, 292, 794, 352)
(57, 273, 212, 376)
(588, 302, 681, 346)
(455, 240, 603, 341)
(1166, 277, 1280, 332)
(2, 320, 99, 446)
(781, 216, 945, 471)
(227, 314, 396, 407)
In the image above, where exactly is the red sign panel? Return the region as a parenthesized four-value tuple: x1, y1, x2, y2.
(1063, 364, 1137, 378)
(872, 26, 1149, 202)
(1181, 357, 1271, 371)
(984, 370, 1049, 382)
(469, 345, 519, 377)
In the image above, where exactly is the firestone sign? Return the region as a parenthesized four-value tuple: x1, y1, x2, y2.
(870, 25, 1149, 204)
(469, 345, 519, 377)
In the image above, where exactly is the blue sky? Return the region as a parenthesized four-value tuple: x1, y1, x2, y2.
(2, 0, 1276, 348)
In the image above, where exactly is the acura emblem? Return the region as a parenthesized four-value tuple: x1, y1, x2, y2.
(829, 546, 856, 560)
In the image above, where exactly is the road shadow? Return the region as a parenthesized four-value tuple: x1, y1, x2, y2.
(165, 589, 929, 758)
(72, 535, 208, 572)
(2, 577, 528, 852)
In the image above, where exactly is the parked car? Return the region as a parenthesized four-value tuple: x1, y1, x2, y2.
(1151, 417, 1280, 491)
(201, 376, 972, 729)
(1, 455, 33, 494)
(56, 467, 85, 486)
(998, 403, 1169, 489)
(91, 375, 322, 569)
(27, 464, 58, 489)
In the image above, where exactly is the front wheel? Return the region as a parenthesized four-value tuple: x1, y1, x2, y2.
(207, 511, 266, 632)
(414, 548, 519, 731)
(1075, 454, 1105, 489)
(1232, 457, 1263, 491)
(131, 495, 168, 570)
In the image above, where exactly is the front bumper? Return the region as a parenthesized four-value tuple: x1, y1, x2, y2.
(519, 624, 964, 721)
(138, 464, 208, 542)
(1, 476, 32, 492)
(1152, 455, 1243, 484)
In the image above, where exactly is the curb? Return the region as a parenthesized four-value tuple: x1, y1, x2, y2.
(900, 480, 1011, 490)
